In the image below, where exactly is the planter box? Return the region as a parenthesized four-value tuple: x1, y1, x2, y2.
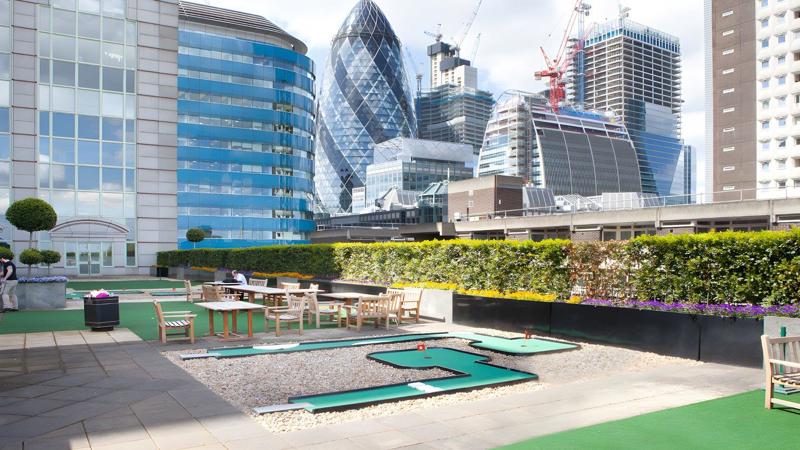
(84, 296, 120, 331)
(452, 295, 764, 367)
(185, 269, 214, 282)
(18, 282, 67, 310)
(418, 289, 453, 323)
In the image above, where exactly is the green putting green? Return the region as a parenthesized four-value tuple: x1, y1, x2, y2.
(0, 301, 335, 340)
(66, 290, 145, 299)
(500, 390, 800, 450)
(149, 290, 188, 297)
(290, 348, 537, 412)
(67, 280, 185, 290)
(204, 332, 577, 359)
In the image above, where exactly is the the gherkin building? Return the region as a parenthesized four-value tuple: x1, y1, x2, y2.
(315, 0, 417, 214)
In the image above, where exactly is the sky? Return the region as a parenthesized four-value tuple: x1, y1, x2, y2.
(205, 0, 706, 191)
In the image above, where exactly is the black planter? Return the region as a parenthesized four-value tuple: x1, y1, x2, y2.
(453, 294, 552, 334)
(150, 266, 168, 277)
(697, 315, 763, 367)
(84, 296, 120, 331)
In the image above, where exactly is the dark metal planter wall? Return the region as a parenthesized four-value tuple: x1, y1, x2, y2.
(307, 279, 386, 296)
(453, 294, 763, 367)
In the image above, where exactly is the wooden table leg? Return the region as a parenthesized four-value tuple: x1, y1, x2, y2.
(232, 310, 238, 333)
(249, 292, 255, 303)
(222, 311, 229, 339)
(247, 310, 253, 337)
(208, 310, 214, 336)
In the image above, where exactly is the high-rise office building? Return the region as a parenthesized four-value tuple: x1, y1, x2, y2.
(753, 0, 800, 199)
(176, 2, 315, 248)
(3, 0, 177, 276)
(416, 41, 493, 156)
(364, 137, 473, 207)
(477, 91, 643, 197)
(315, 0, 416, 214)
(705, 0, 757, 200)
(577, 17, 685, 199)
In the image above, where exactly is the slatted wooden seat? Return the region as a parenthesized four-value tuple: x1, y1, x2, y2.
(304, 291, 341, 328)
(184, 280, 201, 303)
(265, 291, 305, 336)
(341, 294, 389, 331)
(399, 287, 424, 323)
(153, 300, 196, 344)
(384, 289, 405, 327)
(249, 278, 267, 287)
(762, 334, 800, 409)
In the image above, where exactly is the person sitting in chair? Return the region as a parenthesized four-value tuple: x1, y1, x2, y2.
(231, 270, 247, 285)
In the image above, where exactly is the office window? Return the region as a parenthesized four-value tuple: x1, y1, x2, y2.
(761, 162, 770, 171)
(722, 29, 734, 36)
(723, 48, 735, 55)
(723, 68, 735, 74)
(778, 13, 786, 23)
(762, 79, 770, 88)
(762, 18, 770, 28)
(723, 146, 735, 152)
(779, 75, 787, 85)
(778, 158, 787, 169)
(723, 107, 735, 113)
(723, 88, 735, 94)
(762, 121, 770, 129)
(762, 39, 770, 48)
(722, 166, 735, 172)
(723, 127, 735, 132)
(762, 59, 770, 69)
(778, 55, 786, 64)
(722, 185, 735, 191)
(779, 117, 787, 126)
(762, 100, 770, 109)
(779, 34, 787, 44)
(778, 139, 787, 147)
(762, 141, 770, 150)
(722, 10, 733, 17)
(778, 180, 787, 188)
(779, 96, 787, 106)
(761, 0, 768, 7)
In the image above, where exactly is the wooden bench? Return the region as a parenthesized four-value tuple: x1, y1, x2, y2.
(761, 334, 800, 409)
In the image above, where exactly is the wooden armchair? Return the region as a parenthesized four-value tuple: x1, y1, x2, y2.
(153, 301, 196, 344)
(304, 292, 342, 328)
(384, 289, 405, 327)
(184, 280, 201, 303)
(249, 278, 267, 287)
(762, 334, 800, 410)
(265, 291, 305, 336)
(309, 283, 320, 291)
(399, 288, 424, 323)
(202, 285, 223, 301)
(278, 281, 301, 289)
(341, 294, 389, 331)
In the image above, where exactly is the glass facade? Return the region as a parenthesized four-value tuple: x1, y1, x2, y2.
(315, 0, 416, 214)
(176, 26, 315, 248)
(478, 91, 642, 197)
(0, 0, 10, 224)
(35, 0, 138, 267)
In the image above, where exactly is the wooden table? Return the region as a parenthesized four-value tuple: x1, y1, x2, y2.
(195, 301, 264, 339)
(318, 292, 373, 306)
(226, 285, 324, 306)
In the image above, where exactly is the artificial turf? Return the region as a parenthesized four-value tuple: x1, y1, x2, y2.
(66, 280, 185, 290)
(500, 390, 800, 450)
(0, 301, 334, 340)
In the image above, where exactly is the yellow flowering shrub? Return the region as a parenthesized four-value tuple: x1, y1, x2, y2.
(251, 271, 314, 280)
(190, 266, 216, 273)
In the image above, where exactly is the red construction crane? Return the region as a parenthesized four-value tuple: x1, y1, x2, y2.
(535, 1, 591, 113)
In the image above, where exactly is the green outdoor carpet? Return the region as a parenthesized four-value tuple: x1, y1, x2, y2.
(500, 390, 800, 450)
(66, 280, 185, 290)
(66, 290, 145, 299)
(0, 301, 335, 341)
(149, 290, 188, 297)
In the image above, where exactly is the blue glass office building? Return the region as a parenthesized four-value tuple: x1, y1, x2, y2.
(578, 18, 687, 199)
(176, 3, 315, 248)
(315, 0, 417, 214)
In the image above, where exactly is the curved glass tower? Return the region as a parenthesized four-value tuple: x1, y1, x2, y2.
(315, 0, 416, 214)
(177, 2, 315, 248)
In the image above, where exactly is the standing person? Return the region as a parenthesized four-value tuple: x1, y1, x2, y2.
(232, 270, 247, 285)
(0, 255, 18, 312)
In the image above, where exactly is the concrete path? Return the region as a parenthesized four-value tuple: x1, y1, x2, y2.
(0, 325, 763, 449)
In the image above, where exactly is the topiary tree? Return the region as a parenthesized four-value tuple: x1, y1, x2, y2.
(0, 247, 14, 261)
(186, 228, 205, 248)
(6, 198, 58, 249)
(19, 248, 42, 276)
(40, 250, 61, 275)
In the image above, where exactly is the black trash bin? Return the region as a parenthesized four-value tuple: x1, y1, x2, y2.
(84, 296, 120, 331)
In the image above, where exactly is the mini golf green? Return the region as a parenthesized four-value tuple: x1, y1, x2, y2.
(500, 390, 800, 450)
(149, 290, 188, 297)
(0, 301, 337, 340)
(202, 332, 578, 359)
(66, 290, 145, 299)
(67, 280, 185, 290)
(289, 348, 537, 412)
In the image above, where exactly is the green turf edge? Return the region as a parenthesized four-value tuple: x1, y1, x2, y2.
(497, 390, 800, 450)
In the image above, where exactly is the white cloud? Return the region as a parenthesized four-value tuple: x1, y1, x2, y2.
(206, 0, 706, 190)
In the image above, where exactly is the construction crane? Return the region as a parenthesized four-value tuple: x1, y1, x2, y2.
(469, 33, 482, 64)
(424, 24, 443, 43)
(534, 0, 591, 113)
(404, 47, 423, 97)
(452, 0, 483, 57)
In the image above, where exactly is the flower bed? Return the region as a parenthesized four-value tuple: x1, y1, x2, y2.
(19, 276, 68, 283)
(581, 298, 800, 319)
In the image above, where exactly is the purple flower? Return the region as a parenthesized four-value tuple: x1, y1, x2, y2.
(19, 276, 68, 283)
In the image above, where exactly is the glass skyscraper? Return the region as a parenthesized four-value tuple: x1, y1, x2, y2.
(315, 0, 416, 214)
(176, 3, 315, 248)
(577, 17, 685, 199)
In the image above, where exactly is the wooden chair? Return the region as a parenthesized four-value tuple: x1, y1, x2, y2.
(341, 294, 389, 331)
(309, 283, 319, 291)
(184, 280, 201, 303)
(384, 289, 405, 327)
(278, 281, 301, 290)
(399, 288, 424, 323)
(265, 291, 305, 336)
(762, 334, 800, 410)
(202, 285, 223, 301)
(249, 278, 267, 287)
(153, 301, 196, 344)
(304, 292, 341, 328)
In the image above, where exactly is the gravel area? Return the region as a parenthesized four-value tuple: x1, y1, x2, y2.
(166, 328, 697, 433)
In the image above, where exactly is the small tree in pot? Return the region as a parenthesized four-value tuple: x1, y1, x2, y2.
(6, 198, 58, 250)
(40, 250, 61, 275)
(19, 248, 42, 276)
(186, 227, 205, 249)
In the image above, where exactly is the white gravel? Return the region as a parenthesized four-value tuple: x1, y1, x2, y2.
(166, 328, 697, 433)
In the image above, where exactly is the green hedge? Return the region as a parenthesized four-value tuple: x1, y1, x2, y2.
(157, 229, 800, 305)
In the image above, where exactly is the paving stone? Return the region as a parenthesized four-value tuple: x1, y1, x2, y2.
(0, 416, 80, 439)
(222, 435, 292, 450)
(90, 438, 157, 450)
(0, 385, 64, 399)
(0, 415, 25, 426)
(87, 426, 151, 448)
(0, 398, 69, 416)
(39, 387, 112, 402)
(349, 429, 423, 450)
(40, 400, 123, 421)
